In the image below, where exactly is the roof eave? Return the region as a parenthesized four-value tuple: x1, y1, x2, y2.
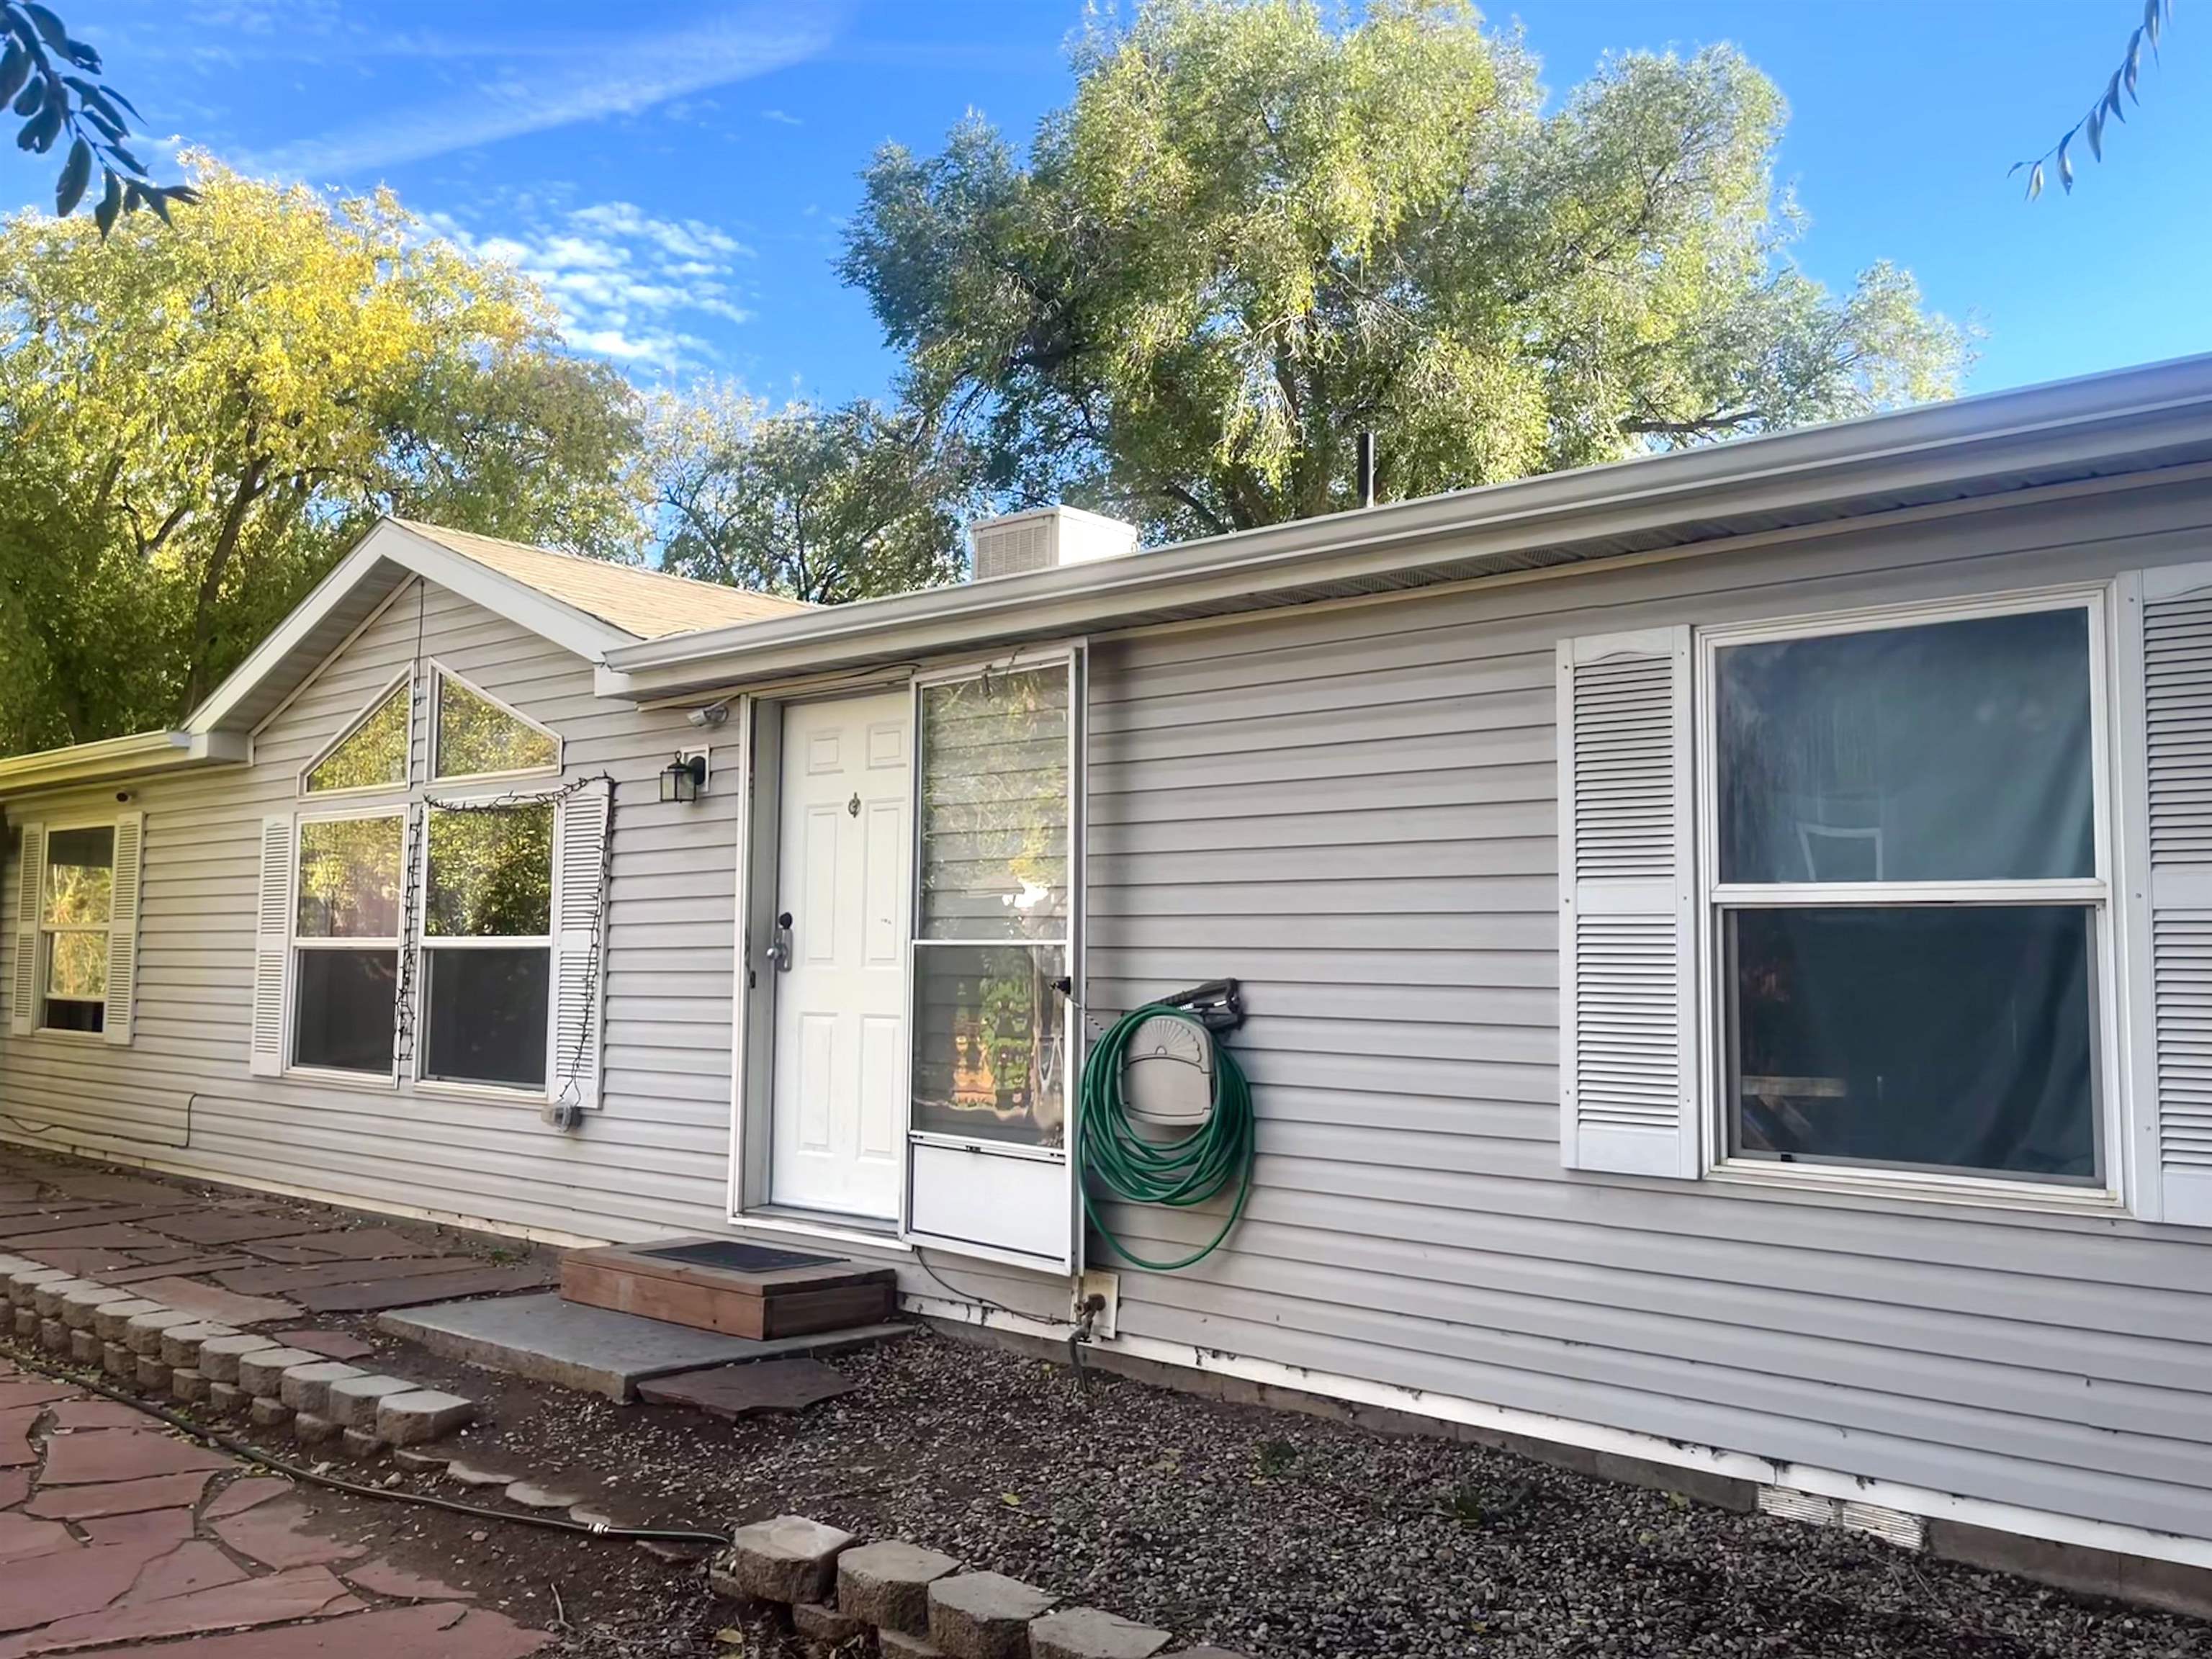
(0, 729, 251, 801)
(601, 352, 2212, 700)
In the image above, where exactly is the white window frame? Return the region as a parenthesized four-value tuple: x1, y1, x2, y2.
(427, 660, 563, 786)
(287, 804, 408, 1088)
(31, 816, 118, 1041)
(408, 793, 558, 1103)
(298, 669, 416, 800)
(1694, 585, 2129, 1213)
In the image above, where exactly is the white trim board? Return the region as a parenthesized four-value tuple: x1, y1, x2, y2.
(188, 519, 642, 739)
(907, 1293, 2212, 1573)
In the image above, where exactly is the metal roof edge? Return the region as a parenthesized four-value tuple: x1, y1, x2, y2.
(0, 729, 250, 801)
(603, 352, 2212, 688)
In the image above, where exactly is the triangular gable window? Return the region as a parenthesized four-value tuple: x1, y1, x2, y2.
(433, 669, 559, 782)
(303, 679, 410, 794)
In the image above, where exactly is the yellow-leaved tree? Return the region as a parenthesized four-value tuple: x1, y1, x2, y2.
(0, 155, 647, 752)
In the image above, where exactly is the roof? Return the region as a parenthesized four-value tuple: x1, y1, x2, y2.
(601, 351, 2212, 701)
(0, 516, 804, 799)
(389, 521, 810, 640)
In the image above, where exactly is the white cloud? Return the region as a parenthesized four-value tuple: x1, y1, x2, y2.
(256, 7, 836, 177)
(760, 108, 804, 125)
(431, 198, 756, 376)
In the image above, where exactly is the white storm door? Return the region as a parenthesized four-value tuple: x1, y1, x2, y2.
(769, 690, 912, 1219)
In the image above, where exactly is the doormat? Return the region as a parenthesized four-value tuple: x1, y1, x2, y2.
(637, 1239, 843, 1274)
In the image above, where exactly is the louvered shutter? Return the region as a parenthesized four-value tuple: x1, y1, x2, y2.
(9, 822, 43, 1037)
(1557, 627, 1699, 1178)
(250, 815, 294, 1077)
(550, 781, 611, 1110)
(2134, 565, 2212, 1224)
(103, 811, 144, 1046)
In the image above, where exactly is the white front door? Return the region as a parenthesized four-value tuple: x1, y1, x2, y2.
(769, 690, 910, 1219)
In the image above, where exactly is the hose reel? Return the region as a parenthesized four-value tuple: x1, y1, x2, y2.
(1079, 979, 1255, 1272)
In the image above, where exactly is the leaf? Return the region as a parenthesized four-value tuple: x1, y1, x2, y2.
(2107, 71, 2126, 122)
(2026, 161, 2044, 202)
(93, 164, 119, 236)
(60, 37, 98, 73)
(78, 101, 120, 141)
(0, 10, 35, 50)
(2145, 0, 2162, 55)
(143, 184, 172, 224)
(101, 84, 140, 121)
(22, 96, 60, 152)
(2057, 135, 2074, 193)
(166, 184, 199, 205)
(2126, 29, 2143, 100)
(55, 130, 89, 214)
(102, 141, 144, 174)
(19, 3, 68, 51)
(63, 76, 125, 130)
(2006, 159, 2026, 178)
(0, 41, 25, 107)
(2087, 107, 2104, 162)
(12, 74, 42, 117)
(122, 179, 140, 212)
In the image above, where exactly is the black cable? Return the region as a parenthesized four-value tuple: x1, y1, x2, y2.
(1, 1339, 732, 1550)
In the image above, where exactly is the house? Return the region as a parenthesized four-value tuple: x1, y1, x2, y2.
(8, 354, 2212, 1600)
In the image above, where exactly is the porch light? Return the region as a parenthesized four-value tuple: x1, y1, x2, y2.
(660, 752, 709, 804)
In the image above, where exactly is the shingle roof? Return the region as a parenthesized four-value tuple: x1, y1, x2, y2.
(392, 519, 811, 641)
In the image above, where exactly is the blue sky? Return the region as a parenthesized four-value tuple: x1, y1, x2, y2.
(2, 1, 2206, 408)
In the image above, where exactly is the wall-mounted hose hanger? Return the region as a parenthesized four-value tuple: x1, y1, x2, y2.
(1079, 979, 1255, 1271)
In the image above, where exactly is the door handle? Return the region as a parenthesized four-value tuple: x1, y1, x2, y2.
(764, 911, 793, 973)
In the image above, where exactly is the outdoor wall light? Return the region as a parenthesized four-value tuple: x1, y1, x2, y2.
(660, 752, 709, 804)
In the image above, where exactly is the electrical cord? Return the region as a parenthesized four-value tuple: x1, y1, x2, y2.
(1079, 1004, 1256, 1272)
(0, 1341, 733, 1550)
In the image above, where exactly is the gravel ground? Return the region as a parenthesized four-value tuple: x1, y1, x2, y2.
(373, 1328, 2212, 1659)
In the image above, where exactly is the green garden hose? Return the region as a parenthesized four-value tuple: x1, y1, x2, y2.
(1079, 1005, 1256, 1271)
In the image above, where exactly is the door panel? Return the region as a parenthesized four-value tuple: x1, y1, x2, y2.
(770, 690, 910, 1220)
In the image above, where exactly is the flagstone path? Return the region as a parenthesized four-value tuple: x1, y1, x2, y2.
(0, 1352, 549, 1655)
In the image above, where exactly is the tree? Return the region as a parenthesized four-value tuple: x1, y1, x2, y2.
(650, 387, 977, 606)
(841, 0, 1966, 542)
(1, 1, 189, 228)
(0, 155, 646, 752)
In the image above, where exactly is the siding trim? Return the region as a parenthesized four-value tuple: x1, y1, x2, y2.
(909, 1291, 2212, 1573)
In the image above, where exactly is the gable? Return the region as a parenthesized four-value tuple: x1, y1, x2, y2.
(256, 577, 590, 798)
(187, 518, 808, 742)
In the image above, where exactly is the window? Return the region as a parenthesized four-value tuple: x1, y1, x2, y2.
(305, 681, 409, 794)
(39, 826, 114, 1033)
(1709, 602, 2110, 1187)
(434, 671, 557, 781)
(418, 803, 554, 1091)
(910, 665, 1073, 1147)
(293, 815, 403, 1074)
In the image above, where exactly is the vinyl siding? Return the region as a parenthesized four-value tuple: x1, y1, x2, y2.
(1081, 471, 2212, 1541)
(1, 577, 747, 1244)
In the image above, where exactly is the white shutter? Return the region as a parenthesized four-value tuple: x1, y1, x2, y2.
(103, 811, 144, 1046)
(2131, 565, 2212, 1224)
(9, 822, 43, 1038)
(1557, 626, 1699, 1178)
(250, 815, 294, 1077)
(551, 781, 611, 1111)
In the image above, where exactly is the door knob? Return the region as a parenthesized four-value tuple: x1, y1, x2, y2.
(764, 911, 793, 972)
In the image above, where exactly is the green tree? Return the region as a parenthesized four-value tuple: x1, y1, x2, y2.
(841, 0, 1966, 542)
(0, 155, 646, 752)
(650, 386, 976, 606)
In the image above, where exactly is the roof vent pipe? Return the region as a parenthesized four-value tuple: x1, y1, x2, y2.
(1356, 430, 1377, 509)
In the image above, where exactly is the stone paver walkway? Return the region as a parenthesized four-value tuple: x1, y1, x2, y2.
(0, 1352, 549, 1655)
(0, 1156, 550, 1322)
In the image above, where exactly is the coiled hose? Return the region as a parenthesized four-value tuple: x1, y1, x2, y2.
(1079, 1004, 1256, 1271)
